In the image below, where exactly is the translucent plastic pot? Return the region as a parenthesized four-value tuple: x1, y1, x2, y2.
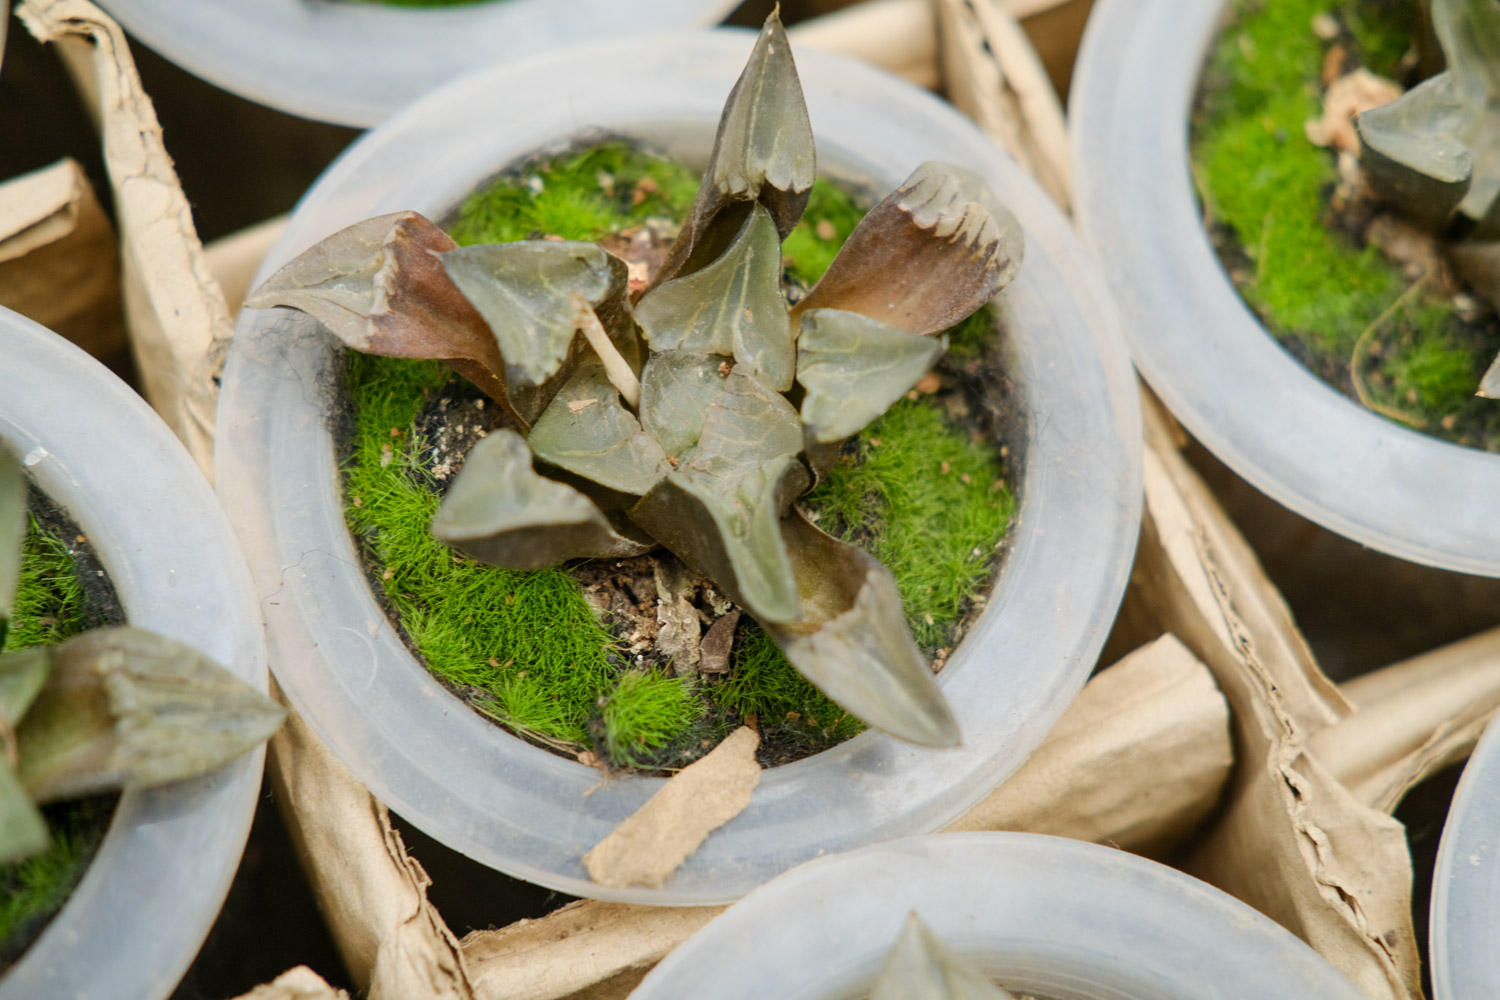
(1430, 719, 1500, 999)
(95, 0, 740, 127)
(1070, 0, 1500, 577)
(631, 833, 1366, 999)
(0, 307, 268, 999)
(216, 31, 1142, 905)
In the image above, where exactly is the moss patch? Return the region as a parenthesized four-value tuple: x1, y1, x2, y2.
(1193, 0, 1500, 449)
(0, 513, 118, 961)
(342, 143, 1014, 769)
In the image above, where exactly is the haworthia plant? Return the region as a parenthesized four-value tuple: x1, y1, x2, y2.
(0, 443, 286, 863)
(247, 8, 1024, 747)
(871, 913, 1017, 1000)
(1353, 0, 1500, 395)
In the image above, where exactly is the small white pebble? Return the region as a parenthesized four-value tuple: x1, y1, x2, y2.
(22, 447, 46, 467)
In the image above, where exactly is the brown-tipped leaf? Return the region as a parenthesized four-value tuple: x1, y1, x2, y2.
(637, 204, 794, 390)
(639, 350, 731, 462)
(766, 511, 960, 747)
(527, 365, 671, 496)
(629, 371, 808, 623)
(871, 913, 1016, 1000)
(432, 429, 652, 568)
(791, 162, 1022, 335)
(441, 241, 634, 425)
(244, 211, 515, 413)
(15, 627, 286, 803)
(653, 9, 814, 284)
(0, 764, 49, 866)
(796, 308, 943, 443)
(0, 444, 22, 645)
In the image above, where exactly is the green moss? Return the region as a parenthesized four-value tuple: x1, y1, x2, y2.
(343, 144, 1014, 767)
(0, 518, 110, 953)
(1193, 0, 1500, 449)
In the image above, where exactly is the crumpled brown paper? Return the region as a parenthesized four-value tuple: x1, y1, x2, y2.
(228, 966, 350, 1000)
(0, 158, 127, 371)
(1131, 396, 1419, 1000)
(18, 0, 233, 479)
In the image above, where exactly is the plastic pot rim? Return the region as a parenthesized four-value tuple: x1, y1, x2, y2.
(0, 307, 268, 1000)
(1431, 717, 1500, 1000)
(215, 29, 1142, 905)
(630, 832, 1369, 999)
(1069, 0, 1500, 577)
(94, 0, 740, 126)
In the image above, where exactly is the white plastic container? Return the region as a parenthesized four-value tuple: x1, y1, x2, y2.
(216, 31, 1142, 905)
(1070, 0, 1500, 577)
(1430, 719, 1500, 999)
(0, 307, 268, 999)
(95, 0, 740, 127)
(631, 833, 1367, 999)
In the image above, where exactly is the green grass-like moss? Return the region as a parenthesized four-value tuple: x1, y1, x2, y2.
(0, 518, 105, 951)
(343, 143, 1013, 766)
(1193, 0, 1500, 448)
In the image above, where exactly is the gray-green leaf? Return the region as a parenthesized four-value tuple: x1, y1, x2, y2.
(433, 429, 652, 568)
(638, 351, 732, 463)
(0, 764, 48, 866)
(528, 365, 670, 496)
(766, 511, 960, 747)
(871, 913, 1016, 1000)
(637, 204, 794, 390)
(441, 241, 633, 424)
(16, 627, 286, 803)
(0, 647, 51, 732)
(792, 162, 1023, 335)
(1355, 73, 1475, 231)
(653, 8, 814, 285)
(796, 308, 943, 443)
(0, 444, 23, 645)
(629, 371, 809, 622)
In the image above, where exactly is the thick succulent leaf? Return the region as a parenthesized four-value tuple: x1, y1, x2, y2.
(630, 456, 806, 624)
(639, 350, 731, 462)
(872, 913, 1016, 1000)
(527, 365, 670, 496)
(0, 444, 23, 645)
(796, 308, 943, 443)
(1482, 351, 1500, 399)
(1442, 0, 1500, 232)
(653, 9, 814, 285)
(0, 764, 48, 866)
(244, 211, 517, 413)
(1448, 240, 1500, 396)
(766, 511, 960, 747)
(432, 429, 652, 568)
(1355, 73, 1475, 231)
(16, 627, 286, 803)
(637, 204, 795, 390)
(629, 371, 809, 622)
(791, 162, 1023, 335)
(441, 241, 634, 425)
(0, 647, 51, 732)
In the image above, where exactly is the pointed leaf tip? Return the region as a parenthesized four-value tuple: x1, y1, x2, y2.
(793, 162, 1023, 335)
(767, 512, 960, 748)
(433, 429, 652, 568)
(872, 913, 1017, 1000)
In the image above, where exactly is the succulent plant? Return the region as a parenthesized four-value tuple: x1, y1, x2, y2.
(0, 444, 285, 864)
(246, 9, 1023, 747)
(1353, 0, 1500, 395)
(871, 913, 1017, 1000)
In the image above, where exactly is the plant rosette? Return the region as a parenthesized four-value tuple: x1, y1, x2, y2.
(93, 0, 739, 127)
(0, 307, 270, 999)
(1431, 718, 1500, 1000)
(629, 833, 1368, 998)
(217, 30, 1141, 904)
(1071, 0, 1500, 576)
